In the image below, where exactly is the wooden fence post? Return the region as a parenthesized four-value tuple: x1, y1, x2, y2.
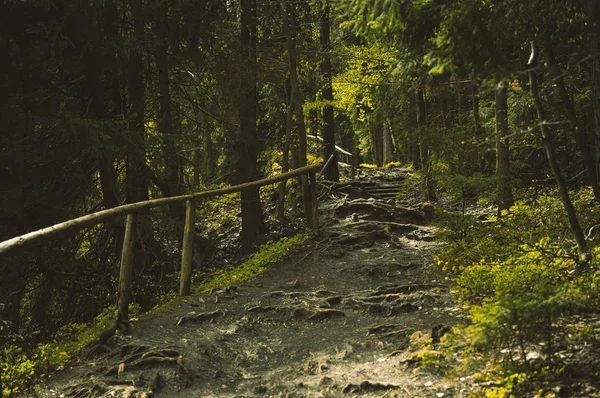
(302, 174, 312, 227)
(309, 171, 319, 231)
(117, 213, 136, 325)
(180, 199, 196, 296)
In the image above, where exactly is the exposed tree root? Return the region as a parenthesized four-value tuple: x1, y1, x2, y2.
(367, 324, 413, 336)
(342, 380, 401, 394)
(176, 309, 224, 326)
(94, 310, 129, 346)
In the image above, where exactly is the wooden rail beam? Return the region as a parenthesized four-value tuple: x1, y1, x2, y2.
(0, 163, 322, 256)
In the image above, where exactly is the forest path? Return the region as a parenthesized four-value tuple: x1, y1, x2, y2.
(38, 167, 467, 398)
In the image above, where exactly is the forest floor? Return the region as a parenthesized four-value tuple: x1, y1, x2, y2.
(35, 166, 475, 398)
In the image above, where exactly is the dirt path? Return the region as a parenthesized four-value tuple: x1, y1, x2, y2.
(37, 168, 466, 398)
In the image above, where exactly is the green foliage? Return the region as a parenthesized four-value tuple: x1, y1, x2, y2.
(434, 166, 495, 205)
(359, 163, 378, 169)
(406, 350, 447, 372)
(194, 232, 314, 293)
(199, 193, 240, 232)
(2, 346, 36, 397)
(0, 304, 139, 396)
(435, 188, 600, 391)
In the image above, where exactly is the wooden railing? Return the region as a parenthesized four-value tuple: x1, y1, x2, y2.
(307, 135, 356, 178)
(0, 163, 323, 330)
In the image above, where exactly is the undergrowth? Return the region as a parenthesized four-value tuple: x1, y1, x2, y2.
(194, 231, 313, 293)
(1, 304, 140, 397)
(433, 187, 600, 396)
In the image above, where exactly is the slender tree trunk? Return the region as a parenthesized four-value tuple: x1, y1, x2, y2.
(193, 146, 201, 188)
(155, 12, 184, 221)
(495, 82, 514, 214)
(239, 0, 263, 250)
(383, 122, 394, 164)
(126, 0, 149, 206)
(31, 271, 52, 329)
(472, 79, 485, 172)
(587, 0, 600, 180)
(457, 84, 463, 126)
(277, 92, 293, 223)
(415, 88, 436, 201)
(472, 80, 482, 137)
(126, 0, 155, 275)
(407, 93, 421, 169)
(541, 31, 600, 199)
(528, 41, 588, 259)
(282, 1, 311, 223)
(86, 3, 125, 257)
(369, 125, 383, 166)
(203, 124, 216, 181)
(320, 0, 339, 181)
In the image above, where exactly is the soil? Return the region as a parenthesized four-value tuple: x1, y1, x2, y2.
(34, 166, 471, 398)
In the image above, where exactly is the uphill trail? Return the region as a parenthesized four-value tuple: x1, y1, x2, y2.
(37, 167, 469, 398)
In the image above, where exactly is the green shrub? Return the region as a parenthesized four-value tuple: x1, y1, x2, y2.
(0, 303, 138, 396)
(195, 232, 313, 292)
(435, 188, 600, 382)
(2, 346, 36, 397)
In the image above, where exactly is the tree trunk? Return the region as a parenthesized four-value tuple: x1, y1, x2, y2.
(587, 0, 600, 180)
(277, 90, 293, 223)
(282, 1, 311, 224)
(495, 82, 513, 214)
(415, 88, 436, 201)
(155, 11, 184, 221)
(203, 124, 216, 181)
(86, 2, 125, 258)
(239, 0, 264, 250)
(370, 125, 383, 166)
(528, 40, 588, 259)
(98, 154, 125, 257)
(457, 84, 463, 126)
(472, 80, 482, 137)
(472, 80, 486, 172)
(126, 0, 150, 206)
(408, 94, 421, 170)
(320, 0, 339, 181)
(541, 31, 600, 199)
(126, 0, 155, 275)
(383, 122, 394, 164)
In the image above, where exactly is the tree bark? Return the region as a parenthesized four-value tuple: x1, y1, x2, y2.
(203, 123, 216, 181)
(126, 0, 150, 206)
(126, 0, 154, 274)
(472, 80, 482, 137)
(155, 10, 184, 221)
(86, 1, 125, 257)
(528, 40, 588, 258)
(587, 0, 600, 180)
(415, 88, 436, 201)
(282, 1, 311, 224)
(277, 88, 293, 223)
(239, 0, 264, 250)
(541, 31, 600, 199)
(370, 125, 383, 167)
(383, 122, 394, 164)
(495, 82, 514, 214)
(320, 0, 339, 181)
